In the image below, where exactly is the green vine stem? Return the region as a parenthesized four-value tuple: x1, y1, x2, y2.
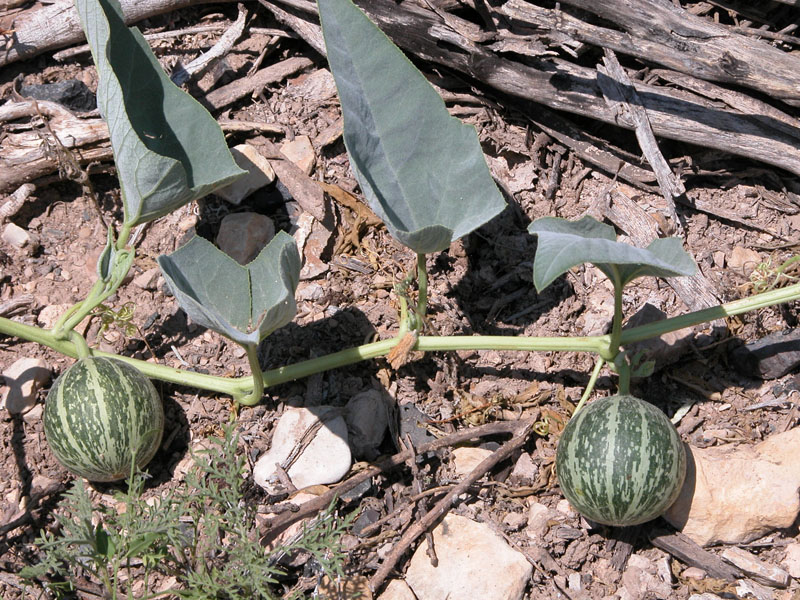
(116, 221, 133, 250)
(415, 252, 428, 327)
(394, 267, 417, 332)
(69, 330, 91, 360)
(238, 344, 265, 407)
(0, 282, 798, 401)
(606, 273, 625, 361)
(618, 282, 800, 345)
(614, 354, 632, 395)
(51, 278, 107, 340)
(52, 248, 135, 341)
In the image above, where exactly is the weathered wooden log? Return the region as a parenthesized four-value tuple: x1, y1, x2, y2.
(504, 0, 800, 106)
(258, 0, 800, 178)
(0, 101, 112, 194)
(0, 0, 235, 68)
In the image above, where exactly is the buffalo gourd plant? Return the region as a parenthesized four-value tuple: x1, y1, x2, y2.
(0, 0, 797, 519)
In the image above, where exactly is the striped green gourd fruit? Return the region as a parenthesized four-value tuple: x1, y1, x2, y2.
(44, 357, 164, 482)
(556, 394, 686, 526)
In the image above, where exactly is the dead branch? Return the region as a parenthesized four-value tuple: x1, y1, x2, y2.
(257, 0, 800, 178)
(506, 0, 800, 106)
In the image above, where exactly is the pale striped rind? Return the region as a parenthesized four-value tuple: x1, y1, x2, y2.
(43, 357, 164, 482)
(556, 395, 686, 526)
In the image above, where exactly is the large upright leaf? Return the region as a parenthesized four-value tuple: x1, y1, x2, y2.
(318, 0, 506, 254)
(75, 0, 245, 226)
(157, 233, 300, 346)
(529, 216, 696, 292)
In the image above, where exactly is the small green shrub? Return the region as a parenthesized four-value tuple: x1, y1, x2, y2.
(22, 425, 354, 599)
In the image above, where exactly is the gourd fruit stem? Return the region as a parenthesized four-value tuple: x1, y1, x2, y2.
(572, 356, 605, 415)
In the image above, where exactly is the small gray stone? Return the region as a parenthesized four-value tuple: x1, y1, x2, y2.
(343, 389, 389, 460)
(399, 403, 437, 448)
(19, 79, 96, 111)
(253, 406, 351, 494)
(731, 328, 800, 380)
(215, 212, 275, 265)
(405, 513, 532, 600)
(1, 358, 51, 414)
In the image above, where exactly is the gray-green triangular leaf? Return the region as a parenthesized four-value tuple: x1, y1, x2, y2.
(318, 0, 506, 254)
(157, 233, 300, 346)
(75, 0, 245, 226)
(529, 216, 696, 292)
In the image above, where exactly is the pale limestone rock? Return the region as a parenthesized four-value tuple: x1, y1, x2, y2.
(253, 406, 351, 494)
(508, 452, 537, 485)
(343, 389, 389, 460)
(451, 447, 493, 478)
(526, 501, 558, 539)
(215, 144, 276, 204)
(37, 304, 71, 329)
(620, 553, 673, 600)
(281, 136, 316, 175)
(665, 430, 800, 545)
(378, 580, 417, 600)
(728, 246, 761, 275)
(556, 498, 576, 517)
(503, 511, 527, 531)
(405, 514, 532, 600)
(721, 547, 790, 588)
(681, 567, 707, 580)
(288, 69, 337, 103)
(132, 267, 160, 291)
(1, 357, 50, 414)
(782, 542, 800, 579)
(215, 212, 275, 265)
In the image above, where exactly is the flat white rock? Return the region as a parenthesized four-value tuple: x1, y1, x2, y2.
(782, 542, 800, 579)
(665, 429, 800, 545)
(1, 357, 50, 414)
(215, 143, 276, 204)
(253, 406, 351, 494)
(377, 580, 417, 600)
(281, 135, 316, 175)
(451, 447, 492, 478)
(405, 513, 532, 600)
(36, 304, 71, 329)
(2, 222, 37, 252)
